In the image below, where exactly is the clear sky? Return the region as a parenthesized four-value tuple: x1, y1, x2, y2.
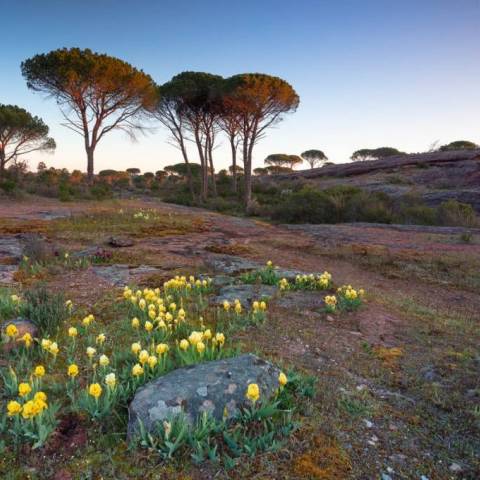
(1, 0, 479, 173)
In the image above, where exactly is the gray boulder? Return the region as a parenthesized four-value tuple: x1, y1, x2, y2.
(127, 353, 282, 439)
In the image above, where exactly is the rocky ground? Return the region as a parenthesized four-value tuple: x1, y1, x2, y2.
(0, 196, 479, 479)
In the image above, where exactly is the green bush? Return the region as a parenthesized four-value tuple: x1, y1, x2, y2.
(89, 183, 112, 200)
(437, 200, 478, 227)
(20, 285, 69, 336)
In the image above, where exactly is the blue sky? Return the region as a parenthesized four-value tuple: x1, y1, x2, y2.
(1, 0, 479, 173)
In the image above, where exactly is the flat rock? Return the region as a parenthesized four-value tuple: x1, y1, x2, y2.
(213, 284, 277, 306)
(0, 265, 17, 284)
(0, 236, 23, 261)
(92, 264, 130, 286)
(127, 353, 282, 439)
(203, 254, 261, 275)
(275, 290, 326, 310)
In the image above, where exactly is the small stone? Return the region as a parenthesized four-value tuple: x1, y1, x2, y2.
(381, 474, 392, 480)
(326, 315, 334, 322)
(356, 384, 367, 391)
(370, 434, 379, 442)
(449, 463, 462, 472)
(363, 419, 373, 428)
(107, 236, 134, 248)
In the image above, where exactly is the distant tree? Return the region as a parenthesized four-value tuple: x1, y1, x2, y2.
(161, 72, 224, 200)
(144, 172, 154, 178)
(217, 83, 242, 193)
(265, 153, 302, 170)
(265, 165, 293, 174)
(153, 80, 196, 197)
(98, 169, 117, 176)
(229, 164, 244, 174)
(287, 155, 303, 169)
(264, 154, 292, 168)
(0, 104, 55, 175)
(164, 163, 202, 177)
(351, 147, 405, 161)
(222, 74, 299, 208)
(301, 149, 328, 169)
(37, 161, 47, 172)
(439, 140, 478, 151)
(155, 170, 167, 181)
(126, 168, 141, 175)
(253, 167, 268, 176)
(21, 48, 157, 181)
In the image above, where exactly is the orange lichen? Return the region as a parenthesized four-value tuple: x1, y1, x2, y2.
(293, 434, 352, 479)
(373, 346, 403, 368)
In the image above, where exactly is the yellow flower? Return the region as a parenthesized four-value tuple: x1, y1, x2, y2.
(132, 363, 144, 376)
(188, 331, 203, 345)
(99, 354, 109, 367)
(148, 309, 156, 320)
(48, 342, 59, 356)
(252, 301, 260, 311)
(86, 346, 96, 358)
(260, 301, 267, 311)
(196, 341, 205, 354)
(11, 294, 20, 303)
(215, 333, 225, 346)
(131, 317, 140, 329)
(41, 338, 52, 350)
(82, 314, 94, 327)
(223, 300, 231, 311)
(266, 260, 273, 267)
(165, 312, 173, 323)
(20, 332, 33, 348)
(68, 326, 78, 337)
(246, 383, 260, 403)
(139, 299, 146, 310)
(139, 350, 149, 364)
(145, 321, 153, 332)
(148, 355, 158, 369)
(203, 329, 212, 340)
(156, 343, 169, 355)
(105, 373, 116, 389)
(7, 400, 22, 416)
(5, 323, 18, 338)
(18, 382, 32, 397)
(358, 288, 365, 297)
(278, 372, 288, 386)
(68, 364, 79, 378)
(169, 302, 176, 312)
(65, 299, 73, 310)
(179, 339, 189, 351)
(131, 342, 141, 355)
(88, 383, 102, 399)
(96, 333, 106, 344)
(234, 302, 242, 314)
(34, 391, 47, 403)
(34, 365, 45, 377)
(178, 308, 186, 318)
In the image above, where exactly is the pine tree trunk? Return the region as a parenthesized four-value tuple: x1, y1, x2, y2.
(86, 147, 95, 184)
(230, 137, 237, 193)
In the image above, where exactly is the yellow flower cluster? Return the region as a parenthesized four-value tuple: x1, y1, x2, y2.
(5, 323, 18, 338)
(337, 285, 365, 300)
(324, 295, 337, 308)
(41, 339, 59, 356)
(279, 278, 289, 290)
(252, 301, 267, 312)
(7, 390, 48, 419)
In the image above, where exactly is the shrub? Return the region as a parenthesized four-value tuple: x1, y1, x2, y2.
(20, 285, 69, 335)
(89, 183, 112, 200)
(437, 200, 477, 227)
